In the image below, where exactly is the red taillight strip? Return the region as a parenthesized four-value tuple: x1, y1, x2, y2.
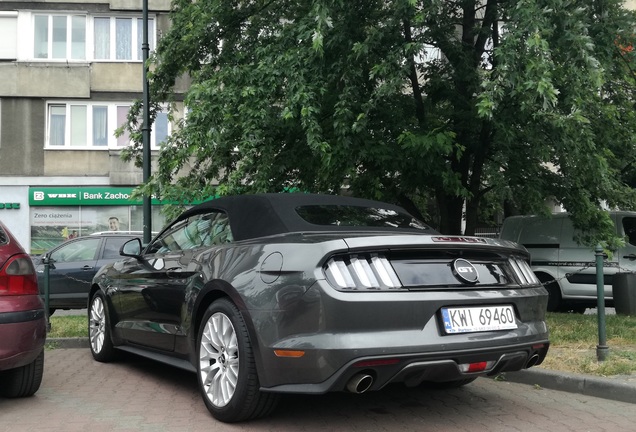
(0, 254, 39, 296)
(353, 358, 400, 368)
(459, 361, 495, 373)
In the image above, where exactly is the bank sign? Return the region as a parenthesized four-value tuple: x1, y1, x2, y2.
(29, 187, 159, 206)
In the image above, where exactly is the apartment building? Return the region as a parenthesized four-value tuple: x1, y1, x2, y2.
(0, 0, 188, 253)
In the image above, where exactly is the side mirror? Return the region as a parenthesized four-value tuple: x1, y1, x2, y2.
(120, 238, 143, 258)
(42, 252, 56, 270)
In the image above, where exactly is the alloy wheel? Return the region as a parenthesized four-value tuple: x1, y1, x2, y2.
(89, 295, 106, 354)
(199, 312, 239, 407)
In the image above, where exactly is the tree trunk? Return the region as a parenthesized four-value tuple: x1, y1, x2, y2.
(436, 191, 464, 235)
(464, 196, 479, 236)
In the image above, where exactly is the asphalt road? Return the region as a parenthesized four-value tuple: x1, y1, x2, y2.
(1, 348, 635, 432)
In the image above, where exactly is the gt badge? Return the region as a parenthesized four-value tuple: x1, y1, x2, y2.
(452, 259, 479, 284)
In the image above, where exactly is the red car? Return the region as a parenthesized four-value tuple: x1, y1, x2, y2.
(0, 221, 46, 397)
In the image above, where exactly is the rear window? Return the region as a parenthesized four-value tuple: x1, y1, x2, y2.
(295, 205, 430, 231)
(0, 227, 7, 245)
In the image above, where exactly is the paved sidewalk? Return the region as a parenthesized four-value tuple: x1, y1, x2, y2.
(3, 347, 636, 432)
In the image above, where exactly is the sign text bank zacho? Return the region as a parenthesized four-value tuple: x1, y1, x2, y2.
(30, 187, 165, 206)
(28, 187, 168, 255)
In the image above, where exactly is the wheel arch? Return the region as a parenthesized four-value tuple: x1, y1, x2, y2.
(88, 283, 101, 308)
(191, 280, 262, 365)
(87, 283, 123, 346)
(192, 281, 234, 340)
(191, 280, 268, 392)
(534, 270, 560, 289)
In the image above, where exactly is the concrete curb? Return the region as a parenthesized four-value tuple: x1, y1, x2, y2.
(47, 338, 636, 404)
(47, 337, 89, 349)
(499, 368, 636, 404)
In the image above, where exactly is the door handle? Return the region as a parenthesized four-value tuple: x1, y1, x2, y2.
(82, 265, 94, 270)
(623, 254, 636, 261)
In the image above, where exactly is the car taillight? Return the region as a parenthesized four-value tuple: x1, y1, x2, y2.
(0, 254, 39, 295)
(509, 256, 539, 286)
(324, 254, 404, 291)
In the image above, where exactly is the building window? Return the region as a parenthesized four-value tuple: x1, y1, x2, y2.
(32, 13, 153, 62)
(115, 18, 132, 60)
(116, 105, 131, 147)
(49, 105, 66, 146)
(71, 16, 86, 59)
(33, 15, 86, 60)
(93, 17, 110, 60)
(0, 12, 18, 60)
(70, 105, 87, 146)
(93, 16, 154, 61)
(155, 111, 169, 145)
(47, 102, 170, 149)
(93, 106, 108, 146)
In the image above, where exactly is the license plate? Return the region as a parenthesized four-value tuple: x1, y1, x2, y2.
(441, 305, 517, 334)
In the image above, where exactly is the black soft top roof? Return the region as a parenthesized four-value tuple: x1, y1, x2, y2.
(177, 193, 428, 241)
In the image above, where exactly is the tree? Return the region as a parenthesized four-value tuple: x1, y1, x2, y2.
(122, 0, 636, 245)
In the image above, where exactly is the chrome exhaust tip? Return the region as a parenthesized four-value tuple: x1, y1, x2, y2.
(346, 373, 374, 394)
(526, 353, 540, 369)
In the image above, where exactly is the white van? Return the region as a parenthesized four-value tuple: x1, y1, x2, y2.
(499, 211, 636, 312)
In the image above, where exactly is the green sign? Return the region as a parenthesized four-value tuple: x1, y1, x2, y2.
(0, 203, 20, 209)
(29, 187, 206, 206)
(29, 187, 157, 206)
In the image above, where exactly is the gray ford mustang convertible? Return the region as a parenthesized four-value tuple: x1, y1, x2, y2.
(88, 193, 549, 423)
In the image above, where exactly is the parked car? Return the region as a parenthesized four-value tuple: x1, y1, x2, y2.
(89, 193, 550, 422)
(499, 211, 636, 312)
(33, 233, 141, 314)
(0, 221, 47, 398)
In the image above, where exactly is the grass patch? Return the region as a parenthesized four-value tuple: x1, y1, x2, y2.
(48, 315, 87, 338)
(541, 312, 636, 376)
(547, 312, 636, 345)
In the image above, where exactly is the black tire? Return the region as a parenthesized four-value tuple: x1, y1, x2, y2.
(537, 274, 562, 312)
(0, 349, 44, 398)
(197, 298, 279, 423)
(563, 304, 587, 314)
(422, 377, 477, 389)
(88, 291, 117, 362)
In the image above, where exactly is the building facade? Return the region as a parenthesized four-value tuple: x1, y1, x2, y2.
(0, 0, 188, 253)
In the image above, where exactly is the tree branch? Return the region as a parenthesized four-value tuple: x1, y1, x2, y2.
(403, 18, 426, 128)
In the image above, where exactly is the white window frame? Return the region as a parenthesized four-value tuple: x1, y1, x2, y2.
(32, 14, 87, 60)
(0, 12, 18, 60)
(26, 12, 155, 62)
(45, 102, 170, 150)
(91, 15, 155, 62)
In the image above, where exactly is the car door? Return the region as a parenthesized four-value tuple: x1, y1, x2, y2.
(39, 237, 101, 308)
(115, 212, 227, 352)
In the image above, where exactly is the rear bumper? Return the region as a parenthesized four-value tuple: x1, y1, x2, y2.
(262, 341, 550, 394)
(249, 281, 549, 391)
(0, 296, 47, 371)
